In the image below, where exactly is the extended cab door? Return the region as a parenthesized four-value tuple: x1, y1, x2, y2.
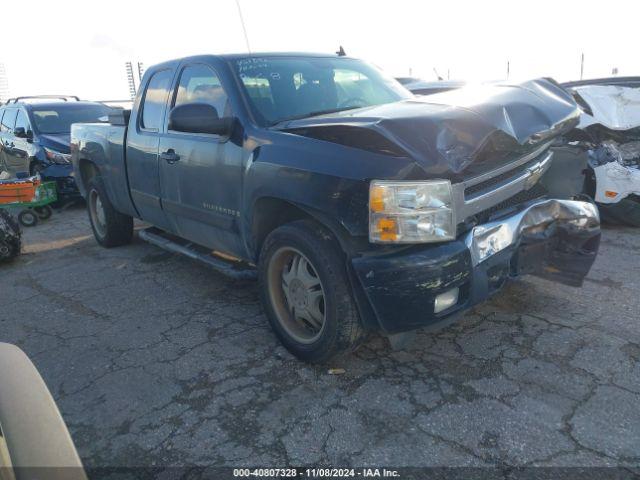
(125, 68, 175, 231)
(157, 63, 244, 256)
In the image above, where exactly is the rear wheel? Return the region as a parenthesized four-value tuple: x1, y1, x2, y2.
(87, 176, 133, 247)
(259, 220, 365, 363)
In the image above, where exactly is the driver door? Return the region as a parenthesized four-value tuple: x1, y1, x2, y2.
(158, 63, 244, 257)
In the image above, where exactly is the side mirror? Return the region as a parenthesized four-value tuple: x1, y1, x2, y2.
(14, 127, 31, 139)
(168, 103, 234, 136)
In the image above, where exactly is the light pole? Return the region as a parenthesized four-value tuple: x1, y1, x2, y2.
(0, 63, 9, 103)
(125, 62, 136, 99)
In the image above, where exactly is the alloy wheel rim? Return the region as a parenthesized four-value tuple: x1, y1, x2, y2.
(89, 190, 107, 238)
(267, 247, 326, 344)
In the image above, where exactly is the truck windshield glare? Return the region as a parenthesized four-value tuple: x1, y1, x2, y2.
(233, 57, 412, 125)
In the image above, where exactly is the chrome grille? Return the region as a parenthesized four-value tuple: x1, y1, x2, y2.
(464, 155, 551, 199)
(451, 144, 553, 227)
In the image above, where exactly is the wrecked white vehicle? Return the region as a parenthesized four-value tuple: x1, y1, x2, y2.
(543, 78, 640, 226)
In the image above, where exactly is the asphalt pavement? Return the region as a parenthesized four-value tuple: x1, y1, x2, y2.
(1, 205, 639, 468)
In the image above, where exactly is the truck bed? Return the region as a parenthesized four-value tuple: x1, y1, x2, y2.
(70, 121, 137, 218)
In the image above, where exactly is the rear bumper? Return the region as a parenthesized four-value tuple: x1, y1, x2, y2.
(351, 199, 600, 334)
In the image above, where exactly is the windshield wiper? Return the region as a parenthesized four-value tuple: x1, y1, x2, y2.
(270, 106, 361, 126)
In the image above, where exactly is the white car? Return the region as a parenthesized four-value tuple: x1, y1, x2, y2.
(545, 77, 640, 226)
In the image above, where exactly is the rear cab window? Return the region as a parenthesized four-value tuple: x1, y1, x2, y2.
(140, 69, 174, 131)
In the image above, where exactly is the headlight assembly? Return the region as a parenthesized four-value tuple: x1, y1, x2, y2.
(369, 180, 455, 244)
(44, 147, 72, 165)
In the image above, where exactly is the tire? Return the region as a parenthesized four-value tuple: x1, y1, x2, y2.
(258, 219, 365, 363)
(18, 210, 38, 227)
(598, 195, 640, 227)
(34, 205, 53, 220)
(30, 162, 45, 177)
(0, 210, 21, 263)
(86, 176, 133, 247)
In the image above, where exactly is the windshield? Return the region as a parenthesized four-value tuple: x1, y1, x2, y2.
(31, 104, 113, 134)
(233, 56, 412, 125)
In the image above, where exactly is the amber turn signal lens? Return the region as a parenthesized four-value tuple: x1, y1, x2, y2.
(369, 185, 386, 212)
(604, 191, 618, 198)
(376, 217, 398, 241)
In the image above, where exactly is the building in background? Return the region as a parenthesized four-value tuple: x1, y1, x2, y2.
(0, 63, 9, 103)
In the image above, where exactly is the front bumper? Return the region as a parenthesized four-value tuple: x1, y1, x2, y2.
(351, 199, 600, 334)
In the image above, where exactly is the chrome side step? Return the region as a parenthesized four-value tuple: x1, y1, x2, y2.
(138, 228, 257, 280)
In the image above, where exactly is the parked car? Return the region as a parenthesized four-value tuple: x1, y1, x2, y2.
(542, 77, 640, 226)
(71, 53, 600, 363)
(397, 78, 467, 96)
(0, 96, 113, 201)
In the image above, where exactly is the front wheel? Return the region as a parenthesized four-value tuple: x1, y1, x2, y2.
(258, 220, 365, 363)
(87, 176, 133, 247)
(30, 162, 45, 177)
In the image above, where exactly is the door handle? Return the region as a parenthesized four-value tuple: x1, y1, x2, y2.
(160, 149, 180, 164)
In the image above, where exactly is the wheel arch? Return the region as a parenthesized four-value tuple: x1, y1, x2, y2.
(77, 159, 100, 197)
(249, 196, 355, 263)
(248, 196, 379, 331)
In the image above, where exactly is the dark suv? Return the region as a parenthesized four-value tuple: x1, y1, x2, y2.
(0, 96, 113, 199)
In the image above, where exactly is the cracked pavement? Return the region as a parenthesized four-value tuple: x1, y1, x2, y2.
(0, 205, 639, 468)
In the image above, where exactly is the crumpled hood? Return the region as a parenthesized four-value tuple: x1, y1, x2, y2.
(572, 85, 640, 131)
(38, 134, 71, 154)
(277, 78, 579, 178)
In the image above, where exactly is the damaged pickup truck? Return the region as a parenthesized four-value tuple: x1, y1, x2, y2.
(71, 54, 600, 363)
(543, 77, 640, 226)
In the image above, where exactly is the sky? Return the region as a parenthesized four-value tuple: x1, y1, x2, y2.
(1, 0, 638, 101)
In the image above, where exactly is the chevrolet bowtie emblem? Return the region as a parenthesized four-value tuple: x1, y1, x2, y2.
(524, 161, 546, 189)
